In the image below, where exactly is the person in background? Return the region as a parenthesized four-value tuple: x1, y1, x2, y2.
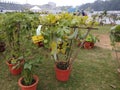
(81, 10, 87, 16)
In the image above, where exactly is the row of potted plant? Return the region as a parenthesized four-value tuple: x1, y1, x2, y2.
(0, 12, 98, 90)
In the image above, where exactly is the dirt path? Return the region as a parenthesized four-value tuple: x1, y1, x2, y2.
(95, 34, 120, 62)
(95, 34, 112, 50)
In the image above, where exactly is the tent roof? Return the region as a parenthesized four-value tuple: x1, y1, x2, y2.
(30, 6, 41, 10)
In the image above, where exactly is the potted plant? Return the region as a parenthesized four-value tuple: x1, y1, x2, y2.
(38, 13, 76, 81)
(83, 34, 99, 49)
(38, 13, 98, 81)
(1, 13, 40, 75)
(6, 56, 24, 75)
(110, 25, 120, 44)
(1, 13, 26, 75)
(18, 56, 42, 90)
(109, 25, 120, 73)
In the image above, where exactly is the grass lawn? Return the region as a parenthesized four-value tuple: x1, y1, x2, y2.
(0, 25, 120, 90)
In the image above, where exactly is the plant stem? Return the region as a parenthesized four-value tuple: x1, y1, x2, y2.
(66, 39, 72, 62)
(113, 45, 120, 69)
(70, 28, 91, 66)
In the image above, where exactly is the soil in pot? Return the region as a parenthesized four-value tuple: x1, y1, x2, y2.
(56, 62, 69, 70)
(21, 79, 36, 86)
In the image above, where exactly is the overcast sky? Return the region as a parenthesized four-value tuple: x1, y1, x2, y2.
(2, 0, 96, 6)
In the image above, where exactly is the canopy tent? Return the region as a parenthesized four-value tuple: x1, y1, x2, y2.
(30, 6, 41, 12)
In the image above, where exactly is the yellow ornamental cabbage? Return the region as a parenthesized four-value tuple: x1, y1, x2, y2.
(32, 35, 44, 44)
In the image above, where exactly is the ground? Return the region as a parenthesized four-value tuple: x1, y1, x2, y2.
(95, 34, 112, 50)
(95, 33, 120, 59)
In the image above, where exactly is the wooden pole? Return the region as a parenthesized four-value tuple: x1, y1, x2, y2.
(69, 27, 98, 66)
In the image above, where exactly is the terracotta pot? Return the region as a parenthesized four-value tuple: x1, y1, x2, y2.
(6, 59, 24, 75)
(84, 41, 94, 49)
(18, 75, 39, 90)
(55, 65, 71, 81)
(90, 42, 94, 48)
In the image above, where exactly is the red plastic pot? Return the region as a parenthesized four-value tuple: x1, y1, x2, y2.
(55, 66, 71, 81)
(18, 75, 39, 90)
(90, 42, 94, 48)
(6, 59, 24, 75)
(84, 41, 94, 49)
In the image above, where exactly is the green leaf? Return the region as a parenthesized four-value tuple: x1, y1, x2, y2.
(24, 63, 32, 70)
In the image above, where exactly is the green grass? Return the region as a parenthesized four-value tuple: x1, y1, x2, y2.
(0, 25, 120, 90)
(91, 25, 112, 34)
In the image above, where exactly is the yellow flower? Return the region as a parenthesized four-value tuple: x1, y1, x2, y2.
(32, 35, 44, 44)
(50, 41, 58, 55)
(37, 35, 44, 41)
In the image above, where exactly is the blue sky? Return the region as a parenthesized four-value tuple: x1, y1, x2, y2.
(3, 0, 96, 6)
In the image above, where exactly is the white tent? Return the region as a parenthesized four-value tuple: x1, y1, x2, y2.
(30, 6, 41, 12)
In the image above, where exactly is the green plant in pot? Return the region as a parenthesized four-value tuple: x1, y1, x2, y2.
(83, 34, 99, 49)
(2, 13, 26, 75)
(6, 55, 24, 75)
(18, 56, 42, 90)
(110, 25, 120, 45)
(39, 13, 98, 81)
(109, 25, 120, 73)
(1, 12, 40, 75)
